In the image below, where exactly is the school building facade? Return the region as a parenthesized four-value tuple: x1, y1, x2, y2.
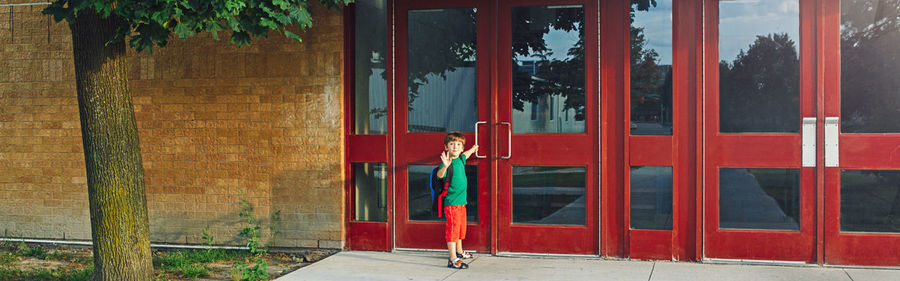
(2, 0, 899, 266)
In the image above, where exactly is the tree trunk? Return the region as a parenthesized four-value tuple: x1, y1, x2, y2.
(70, 10, 153, 281)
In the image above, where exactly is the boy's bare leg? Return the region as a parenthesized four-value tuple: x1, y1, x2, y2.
(456, 240, 464, 254)
(448, 242, 457, 261)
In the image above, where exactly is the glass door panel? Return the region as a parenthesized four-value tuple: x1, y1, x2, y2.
(394, 0, 491, 251)
(497, 0, 599, 255)
(824, 0, 900, 266)
(703, 0, 816, 262)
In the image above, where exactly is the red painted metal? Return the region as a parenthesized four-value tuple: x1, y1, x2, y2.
(815, 0, 826, 265)
(691, 0, 704, 262)
(626, 0, 701, 261)
(496, 0, 600, 255)
(629, 137, 673, 166)
(629, 230, 673, 260)
(822, 0, 900, 266)
(345, 0, 394, 251)
(393, 0, 493, 251)
(674, 0, 701, 262)
(601, 0, 627, 258)
(702, 0, 817, 262)
(348, 135, 388, 162)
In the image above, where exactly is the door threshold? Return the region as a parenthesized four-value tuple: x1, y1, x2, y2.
(702, 258, 816, 267)
(496, 252, 601, 259)
(393, 248, 480, 254)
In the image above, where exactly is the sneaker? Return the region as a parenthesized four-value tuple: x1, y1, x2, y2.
(447, 258, 469, 269)
(456, 251, 472, 259)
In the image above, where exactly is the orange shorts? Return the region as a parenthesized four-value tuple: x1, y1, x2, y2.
(443, 205, 467, 243)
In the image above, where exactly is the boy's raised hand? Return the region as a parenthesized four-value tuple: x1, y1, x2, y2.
(440, 150, 451, 167)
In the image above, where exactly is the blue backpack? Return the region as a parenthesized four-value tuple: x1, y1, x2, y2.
(429, 165, 453, 217)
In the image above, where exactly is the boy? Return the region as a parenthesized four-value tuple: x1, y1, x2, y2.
(438, 132, 478, 269)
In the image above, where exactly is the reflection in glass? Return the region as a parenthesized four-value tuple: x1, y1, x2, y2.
(840, 0, 900, 133)
(630, 0, 673, 135)
(408, 165, 478, 222)
(630, 166, 673, 230)
(407, 9, 477, 133)
(719, 0, 800, 133)
(511, 5, 586, 134)
(719, 168, 800, 230)
(513, 167, 585, 225)
(354, 0, 387, 134)
(841, 170, 900, 233)
(353, 163, 387, 222)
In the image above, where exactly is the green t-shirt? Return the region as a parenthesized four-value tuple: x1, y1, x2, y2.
(439, 154, 467, 206)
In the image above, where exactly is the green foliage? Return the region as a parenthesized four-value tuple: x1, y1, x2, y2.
(0, 265, 92, 281)
(154, 249, 254, 279)
(238, 197, 273, 255)
(202, 225, 215, 248)
(174, 264, 210, 279)
(18, 247, 47, 258)
(232, 260, 268, 281)
(42, 0, 354, 52)
(237, 197, 283, 255)
(0, 252, 16, 266)
(41, 250, 75, 261)
(1, 240, 28, 253)
(153, 249, 249, 269)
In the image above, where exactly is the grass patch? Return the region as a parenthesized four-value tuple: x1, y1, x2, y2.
(153, 249, 250, 268)
(0, 265, 92, 281)
(153, 249, 251, 279)
(0, 252, 17, 266)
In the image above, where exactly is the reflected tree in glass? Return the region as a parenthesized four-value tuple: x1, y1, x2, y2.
(630, 0, 674, 135)
(407, 9, 476, 104)
(511, 6, 586, 133)
(840, 0, 900, 133)
(841, 170, 900, 232)
(719, 33, 800, 133)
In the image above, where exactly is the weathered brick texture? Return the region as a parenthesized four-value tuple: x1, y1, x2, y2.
(0, 0, 345, 249)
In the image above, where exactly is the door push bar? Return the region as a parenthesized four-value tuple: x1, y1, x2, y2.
(802, 117, 840, 167)
(802, 118, 816, 167)
(500, 122, 511, 159)
(474, 121, 487, 158)
(825, 117, 839, 167)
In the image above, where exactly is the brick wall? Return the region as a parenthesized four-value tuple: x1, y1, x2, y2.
(0, 0, 346, 249)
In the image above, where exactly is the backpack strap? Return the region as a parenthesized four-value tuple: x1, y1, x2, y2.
(429, 169, 436, 201)
(437, 162, 453, 218)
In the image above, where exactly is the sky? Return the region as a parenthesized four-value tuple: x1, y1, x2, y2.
(631, 0, 800, 66)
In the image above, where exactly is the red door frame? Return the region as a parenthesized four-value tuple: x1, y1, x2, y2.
(344, 0, 700, 260)
(392, 0, 494, 251)
(624, 0, 701, 261)
(344, 1, 394, 251)
(702, 0, 818, 262)
(495, 0, 600, 255)
(822, 0, 900, 266)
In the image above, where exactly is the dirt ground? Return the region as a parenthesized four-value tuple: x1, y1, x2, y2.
(0, 243, 336, 281)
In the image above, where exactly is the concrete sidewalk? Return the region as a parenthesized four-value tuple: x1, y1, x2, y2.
(276, 251, 899, 281)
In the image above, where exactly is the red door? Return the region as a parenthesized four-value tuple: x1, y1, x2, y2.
(394, 0, 493, 251)
(823, 0, 900, 266)
(496, 0, 599, 254)
(703, 0, 817, 262)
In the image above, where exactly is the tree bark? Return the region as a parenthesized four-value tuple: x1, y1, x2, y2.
(70, 10, 153, 281)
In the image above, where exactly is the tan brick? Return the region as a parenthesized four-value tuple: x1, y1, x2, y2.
(2, 2, 345, 249)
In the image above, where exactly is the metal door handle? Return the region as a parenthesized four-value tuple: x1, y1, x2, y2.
(500, 122, 511, 159)
(825, 117, 839, 167)
(475, 121, 487, 158)
(802, 117, 816, 167)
